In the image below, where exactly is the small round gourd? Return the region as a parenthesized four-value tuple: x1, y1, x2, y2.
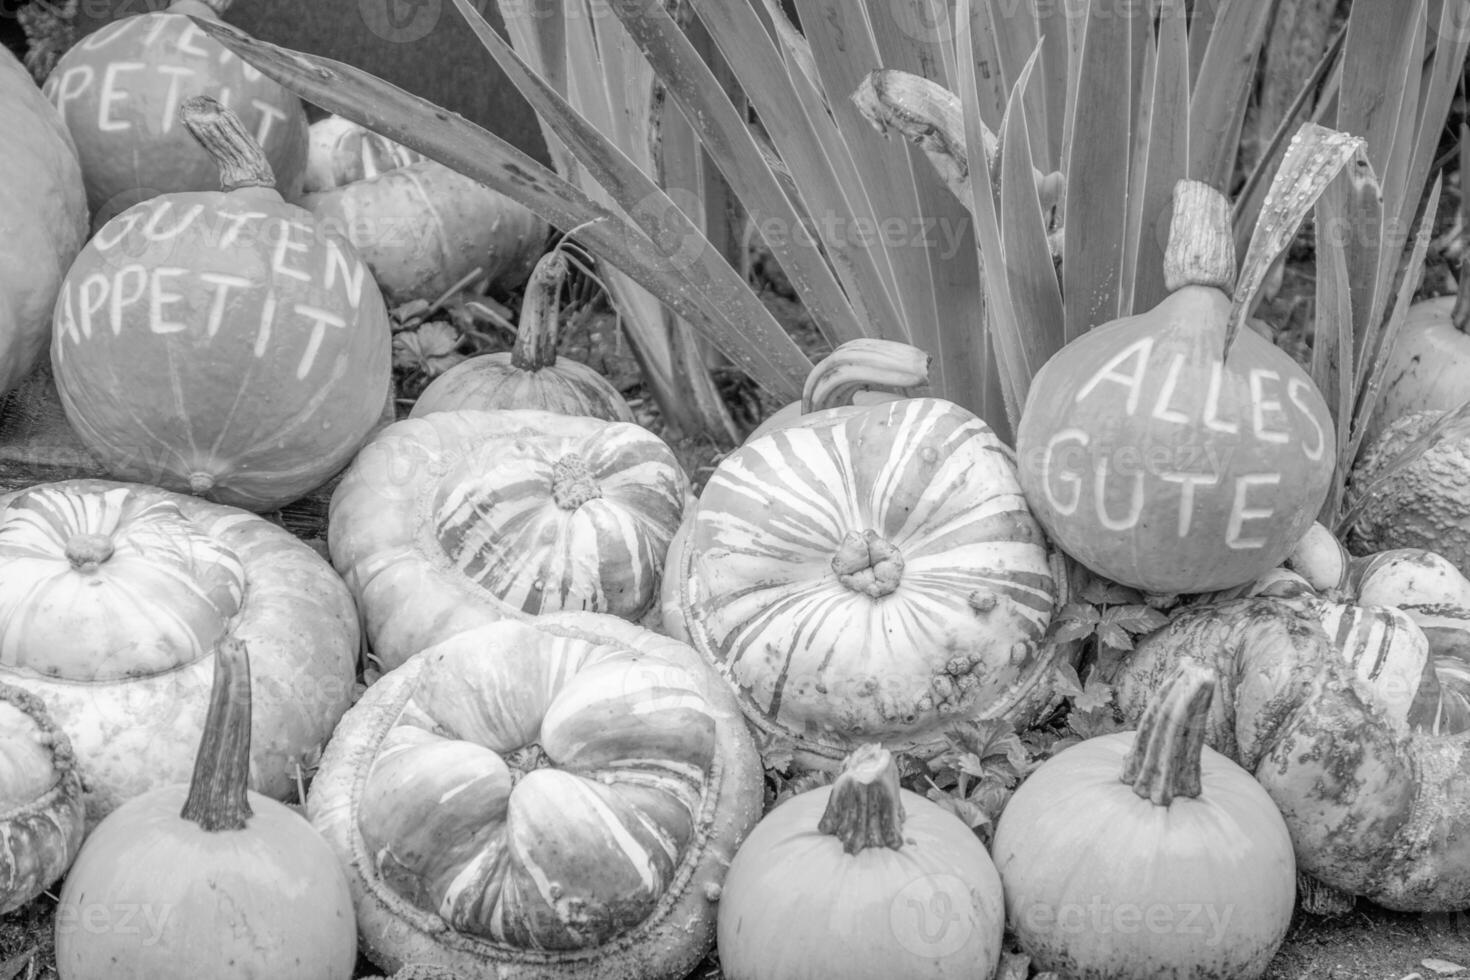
(51, 96, 392, 512)
(301, 113, 426, 192)
(55, 636, 357, 980)
(329, 409, 688, 671)
(411, 249, 634, 421)
(0, 45, 88, 401)
(0, 684, 86, 915)
(717, 743, 1004, 980)
(306, 613, 763, 979)
(993, 662, 1296, 979)
(1015, 180, 1334, 594)
(41, 0, 308, 228)
(0, 479, 359, 824)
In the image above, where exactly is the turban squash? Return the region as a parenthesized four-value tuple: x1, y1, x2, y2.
(306, 613, 763, 979)
(661, 340, 1060, 770)
(0, 683, 85, 915)
(0, 479, 358, 825)
(328, 409, 688, 672)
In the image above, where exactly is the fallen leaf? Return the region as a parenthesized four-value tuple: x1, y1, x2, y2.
(1423, 959, 1466, 975)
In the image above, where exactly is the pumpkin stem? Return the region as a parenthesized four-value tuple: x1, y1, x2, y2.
(831, 529, 904, 598)
(1120, 660, 1216, 806)
(550, 455, 602, 510)
(180, 96, 276, 193)
(64, 533, 114, 570)
(800, 339, 930, 415)
(817, 743, 906, 854)
(1162, 180, 1236, 295)
(511, 250, 571, 372)
(180, 637, 254, 832)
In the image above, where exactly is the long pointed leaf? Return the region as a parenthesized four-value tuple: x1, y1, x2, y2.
(1188, 0, 1276, 189)
(1133, 0, 1190, 313)
(1119, 24, 1158, 320)
(188, 15, 811, 400)
(1312, 167, 1358, 524)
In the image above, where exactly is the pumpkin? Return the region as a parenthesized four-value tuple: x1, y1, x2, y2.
(51, 96, 392, 513)
(299, 117, 546, 306)
(0, 683, 86, 915)
(54, 635, 357, 980)
(1015, 180, 1334, 594)
(1348, 410, 1470, 577)
(329, 408, 688, 671)
(411, 248, 634, 422)
(1361, 294, 1470, 447)
(306, 613, 762, 978)
(0, 479, 358, 824)
(993, 661, 1295, 978)
(0, 45, 88, 402)
(662, 366, 1060, 771)
(42, 0, 308, 228)
(302, 113, 426, 193)
(1283, 521, 1351, 593)
(717, 743, 1004, 980)
(1112, 595, 1470, 910)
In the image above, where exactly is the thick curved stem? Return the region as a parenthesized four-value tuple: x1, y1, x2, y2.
(1120, 661, 1216, 805)
(817, 743, 906, 854)
(800, 339, 930, 415)
(180, 637, 254, 832)
(180, 96, 276, 193)
(511, 250, 570, 372)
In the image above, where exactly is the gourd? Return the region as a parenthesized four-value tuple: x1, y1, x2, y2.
(299, 116, 546, 305)
(1015, 180, 1334, 594)
(717, 743, 1004, 980)
(0, 479, 359, 824)
(0, 684, 86, 915)
(411, 248, 634, 422)
(54, 636, 357, 980)
(0, 45, 88, 401)
(306, 613, 763, 979)
(302, 114, 425, 192)
(1348, 410, 1470, 576)
(1112, 595, 1470, 910)
(51, 96, 392, 513)
(1283, 521, 1351, 593)
(993, 662, 1295, 978)
(329, 409, 688, 671)
(1361, 294, 1470, 447)
(41, 0, 309, 228)
(661, 346, 1060, 770)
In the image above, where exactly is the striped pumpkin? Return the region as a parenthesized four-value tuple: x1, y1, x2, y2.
(329, 409, 688, 672)
(307, 613, 763, 978)
(1316, 602, 1433, 733)
(665, 395, 1058, 769)
(0, 480, 358, 824)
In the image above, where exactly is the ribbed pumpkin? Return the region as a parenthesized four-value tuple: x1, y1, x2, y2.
(41, 0, 308, 227)
(1015, 180, 1334, 594)
(663, 378, 1059, 771)
(307, 613, 763, 978)
(51, 96, 392, 512)
(329, 409, 688, 672)
(0, 45, 88, 401)
(994, 662, 1296, 979)
(1113, 596, 1470, 910)
(717, 744, 1005, 980)
(0, 479, 359, 824)
(298, 117, 545, 306)
(411, 249, 634, 422)
(0, 683, 86, 915)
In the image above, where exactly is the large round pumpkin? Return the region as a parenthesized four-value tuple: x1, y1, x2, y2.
(41, 0, 309, 227)
(0, 45, 88, 401)
(307, 613, 763, 978)
(0, 478, 359, 825)
(329, 409, 688, 672)
(662, 388, 1059, 770)
(1015, 180, 1334, 594)
(51, 96, 392, 512)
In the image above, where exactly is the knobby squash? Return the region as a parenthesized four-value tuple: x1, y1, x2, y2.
(54, 636, 357, 980)
(42, 0, 309, 228)
(663, 343, 1060, 770)
(0, 683, 85, 915)
(0, 46, 88, 402)
(993, 662, 1295, 978)
(307, 613, 763, 979)
(411, 248, 634, 422)
(329, 409, 687, 671)
(0, 479, 359, 825)
(717, 743, 1004, 980)
(51, 96, 392, 512)
(1015, 180, 1334, 594)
